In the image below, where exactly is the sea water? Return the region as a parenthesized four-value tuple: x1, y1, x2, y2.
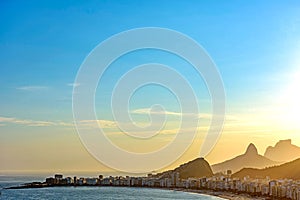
(0, 176, 224, 200)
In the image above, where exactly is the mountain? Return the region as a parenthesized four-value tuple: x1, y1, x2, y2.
(156, 157, 213, 179)
(232, 158, 300, 180)
(211, 143, 279, 173)
(264, 139, 300, 162)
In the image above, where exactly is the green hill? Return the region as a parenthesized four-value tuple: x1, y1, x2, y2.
(156, 157, 213, 179)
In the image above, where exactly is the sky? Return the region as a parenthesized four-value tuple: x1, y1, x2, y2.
(1, 0, 300, 175)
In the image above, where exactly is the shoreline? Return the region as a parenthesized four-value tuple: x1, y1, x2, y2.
(5, 184, 266, 200)
(176, 188, 266, 200)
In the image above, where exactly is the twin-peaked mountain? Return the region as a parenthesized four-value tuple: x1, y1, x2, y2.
(211, 143, 279, 173)
(264, 139, 300, 162)
(156, 139, 300, 180)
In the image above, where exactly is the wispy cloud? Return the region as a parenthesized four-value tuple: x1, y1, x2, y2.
(67, 83, 80, 87)
(16, 86, 49, 91)
(0, 116, 73, 127)
(0, 111, 277, 136)
(76, 119, 116, 129)
(131, 108, 213, 120)
(131, 108, 182, 116)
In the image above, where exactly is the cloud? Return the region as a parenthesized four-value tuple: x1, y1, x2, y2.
(131, 108, 182, 116)
(76, 119, 116, 129)
(16, 86, 49, 91)
(1, 111, 273, 136)
(129, 108, 284, 134)
(0, 116, 73, 127)
(131, 108, 213, 120)
(67, 83, 80, 87)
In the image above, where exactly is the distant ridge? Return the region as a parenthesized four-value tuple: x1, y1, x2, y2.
(232, 158, 300, 180)
(264, 139, 300, 162)
(212, 143, 279, 173)
(157, 157, 213, 179)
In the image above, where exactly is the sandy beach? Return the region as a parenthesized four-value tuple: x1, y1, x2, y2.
(176, 189, 266, 200)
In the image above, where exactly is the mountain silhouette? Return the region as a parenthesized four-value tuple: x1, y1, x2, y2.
(211, 143, 279, 173)
(157, 157, 213, 179)
(233, 158, 300, 180)
(245, 143, 258, 155)
(264, 139, 300, 162)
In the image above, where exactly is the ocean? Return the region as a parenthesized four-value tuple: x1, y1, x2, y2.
(0, 176, 223, 200)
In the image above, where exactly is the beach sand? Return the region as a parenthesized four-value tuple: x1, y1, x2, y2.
(177, 189, 266, 200)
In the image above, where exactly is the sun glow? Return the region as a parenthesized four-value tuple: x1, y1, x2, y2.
(277, 71, 300, 130)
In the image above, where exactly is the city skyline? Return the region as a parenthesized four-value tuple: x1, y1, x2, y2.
(1, 0, 300, 174)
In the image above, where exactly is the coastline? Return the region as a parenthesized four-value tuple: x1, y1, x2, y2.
(176, 189, 266, 200)
(5, 183, 265, 200)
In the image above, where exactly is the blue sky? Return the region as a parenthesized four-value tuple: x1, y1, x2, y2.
(1, 0, 299, 120)
(1, 0, 300, 172)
